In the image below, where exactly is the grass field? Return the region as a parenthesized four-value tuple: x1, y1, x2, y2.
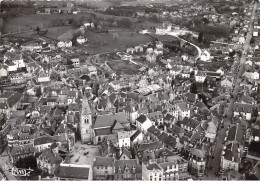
(45, 26, 74, 40)
(3, 13, 93, 34)
(57, 29, 75, 41)
(3, 10, 138, 34)
(107, 60, 139, 75)
(85, 30, 150, 54)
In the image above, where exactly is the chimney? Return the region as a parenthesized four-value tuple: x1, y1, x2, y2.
(164, 125, 167, 133)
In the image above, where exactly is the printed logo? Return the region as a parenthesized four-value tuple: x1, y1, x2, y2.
(8, 167, 34, 177)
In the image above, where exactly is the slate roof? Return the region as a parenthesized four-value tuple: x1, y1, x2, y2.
(120, 147, 132, 159)
(247, 141, 260, 159)
(93, 112, 129, 129)
(6, 92, 23, 108)
(38, 148, 62, 165)
(114, 159, 141, 174)
(233, 103, 253, 113)
(223, 143, 240, 162)
(54, 164, 91, 180)
(93, 156, 114, 167)
(10, 143, 34, 157)
(177, 102, 189, 111)
(34, 136, 54, 146)
(138, 141, 162, 152)
(94, 127, 112, 136)
(136, 115, 147, 123)
(130, 130, 142, 142)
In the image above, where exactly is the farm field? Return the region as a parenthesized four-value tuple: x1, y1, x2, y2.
(107, 60, 139, 75)
(84, 30, 151, 54)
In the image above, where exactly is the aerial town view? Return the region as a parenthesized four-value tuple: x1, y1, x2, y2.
(0, 0, 260, 182)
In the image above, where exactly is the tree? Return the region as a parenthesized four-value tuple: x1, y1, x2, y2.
(97, 25, 102, 31)
(72, 19, 80, 27)
(190, 82, 198, 94)
(35, 87, 41, 97)
(118, 18, 132, 28)
(36, 26, 40, 33)
(0, 18, 3, 33)
(112, 21, 118, 27)
(198, 32, 204, 43)
(229, 50, 236, 58)
(203, 18, 209, 26)
(15, 155, 37, 170)
(203, 78, 208, 91)
(250, 37, 255, 45)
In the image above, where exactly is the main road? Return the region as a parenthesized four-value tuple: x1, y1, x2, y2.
(206, 2, 257, 180)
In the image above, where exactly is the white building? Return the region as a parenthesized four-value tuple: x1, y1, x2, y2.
(77, 36, 87, 44)
(253, 29, 259, 37)
(176, 102, 190, 121)
(117, 130, 137, 149)
(136, 115, 153, 133)
(34, 136, 54, 153)
(221, 143, 240, 171)
(233, 103, 253, 121)
(195, 71, 207, 83)
(38, 71, 50, 83)
(200, 50, 211, 62)
(243, 72, 259, 80)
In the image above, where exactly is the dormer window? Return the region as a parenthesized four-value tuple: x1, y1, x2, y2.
(125, 165, 129, 173)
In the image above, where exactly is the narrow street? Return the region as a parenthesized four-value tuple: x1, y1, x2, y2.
(206, 2, 257, 180)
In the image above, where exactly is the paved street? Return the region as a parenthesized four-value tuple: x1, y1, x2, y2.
(206, 2, 257, 180)
(68, 141, 101, 167)
(0, 148, 17, 180)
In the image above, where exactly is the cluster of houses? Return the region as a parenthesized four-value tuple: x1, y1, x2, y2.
(1, 0, 260, 181)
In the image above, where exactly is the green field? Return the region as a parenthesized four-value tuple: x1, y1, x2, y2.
(107, 60, 139, 75)
(85, 30, 150, 54)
